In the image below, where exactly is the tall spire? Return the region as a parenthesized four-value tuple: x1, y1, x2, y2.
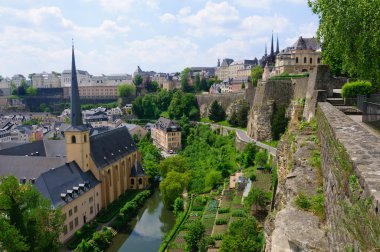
(270, 32, 274, 56)
(276, 34, 280, 54)
(70, 42, 83, 127)
(264, 43, 267, 56)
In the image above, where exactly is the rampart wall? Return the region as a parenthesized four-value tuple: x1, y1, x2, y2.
(317, 102, 380, 250)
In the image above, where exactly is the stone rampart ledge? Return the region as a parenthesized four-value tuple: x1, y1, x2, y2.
(318, 102, 380, 213)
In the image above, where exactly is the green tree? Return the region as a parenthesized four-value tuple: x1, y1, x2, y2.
(173, 197, 184, 215)
(220, 218, 262, 252)
(117, 84, 136, 97)
(236, 101, 249, 128)
(0, 218, 29, 251)
(251, 66, 263, 87)
(205, 170, 222, 189)
(158, 155, 189, 178)
(184, 220, 205, 252)
(309, 0, 380, 90)
(181, 68, 192, 93)
(146, 80, 159, 93)
(241, 142, 257, 168)
(200, 77, 208, 91)
(133, 75, 143, 86)
(138, 136, 161, 180)
(245, 188, 270, 213)
(228, 110, 238, 127)
(194, 74, 201, 92)
(208, 100, 225, 122)
(26, 86, 37, 96)
(271, 105, 288, 140)
(156, 89, 173, 111)
(132, 96, 144, 118)
(254, 150, 268, 167)
(0, 176, 64, 252)
(160, 171, 189, 207)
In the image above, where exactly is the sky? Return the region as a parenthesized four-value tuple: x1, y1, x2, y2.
(0, 0, 319, 77)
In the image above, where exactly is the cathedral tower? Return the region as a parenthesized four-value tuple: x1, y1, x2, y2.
(65, 43, 90, 172)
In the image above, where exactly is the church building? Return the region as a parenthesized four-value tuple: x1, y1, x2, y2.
(0, 45, 148, 242)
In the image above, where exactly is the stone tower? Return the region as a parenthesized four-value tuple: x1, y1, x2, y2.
(65, 44, 91, 172)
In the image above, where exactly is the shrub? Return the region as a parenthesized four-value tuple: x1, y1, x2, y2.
(218, 208, 230, 214)
(192, 206, 204, 211)
(231, 210, 246, 217)
(212, 233, 224, 240)
(215, 218, 228, 225)
(341, 81, 372, 98)
(295, 193, 312, 210)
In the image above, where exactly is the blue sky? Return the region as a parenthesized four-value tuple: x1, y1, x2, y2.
(0, 0, 318, 77)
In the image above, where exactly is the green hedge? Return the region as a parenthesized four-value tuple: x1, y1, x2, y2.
(341, 80, 372, 98)
(75, 227, 114, 252)
(96, 190, 140, 223)
(66, 222, 99, 250)
(119, 190, 152, 224)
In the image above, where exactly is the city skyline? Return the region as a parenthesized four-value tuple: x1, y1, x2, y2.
(0, 0, 318, 77)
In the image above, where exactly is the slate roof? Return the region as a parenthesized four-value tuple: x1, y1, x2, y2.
(291, 37, 321, 51)
(0, 140, 66, 157)
(130, 160, 146, 177)
(34, 161, 100, 208)
(155, 117, 181, 132)
(220, 58, 234, 67)
(90, 126, 137, 169)
(0, 155, 65, 180)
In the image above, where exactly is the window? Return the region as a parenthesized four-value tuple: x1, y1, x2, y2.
(63, 225, 68, 235)
(139, 178, 143, 185)
(310, 58, 313, 64)
(131, 178, 135, 185)
(69, 221, 73, 231)
(74, 217, 78, 227)
(295, 57, 299, 63)
(69, 209, 73, 217)
(90, 206, 94, 214)
(84, 135, 87, 142)
(304, 57, 307, 63)
(89, 196, 93, 203)
(317, 58, 321, 64)
(71, 135, 76, 143)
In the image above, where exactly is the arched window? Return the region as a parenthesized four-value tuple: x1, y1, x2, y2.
(131, 178, 135, 185)
(295, 57, 299, 64)
(139, 178, 143, 185)
(317, 58, 321, 64)
(304, 57, 307, 63)
(310, 58, 313, 64)
(84, 135, 87, 142)
(71, 135, 76, 143)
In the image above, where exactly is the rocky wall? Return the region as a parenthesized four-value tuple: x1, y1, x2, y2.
(316, 102, 380, 251)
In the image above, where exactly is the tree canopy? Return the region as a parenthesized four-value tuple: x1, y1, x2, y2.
(251, 66, 263, 87)
(208, 100, 226, 122)
(181, 68, 193, 93)
(0, 176, 64, 252)
(309, 0, 380, 90)
(117, 83, 136, 97)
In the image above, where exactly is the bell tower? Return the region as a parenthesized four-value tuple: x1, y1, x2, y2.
(65, 42, 90, 172)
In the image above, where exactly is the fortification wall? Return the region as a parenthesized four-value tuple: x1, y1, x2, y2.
(317, 102, 380, 250)
(196, 91, 249, 118)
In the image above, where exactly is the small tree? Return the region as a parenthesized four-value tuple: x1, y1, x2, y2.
(251, 66, 264, 87)
(228, 111, 238, 127)
(185, 220, 205, 252)
(209, 101, 225, 122)
(173, 197, 184, 215)
(117, 84, 136, 97)
(254, 150, 268, 167)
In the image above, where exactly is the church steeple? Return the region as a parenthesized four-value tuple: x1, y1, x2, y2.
(276, 34, 280, 54)
(264, 43, 267, 56)
(70, 43, 83, 127)
(270, 32, 274, 56)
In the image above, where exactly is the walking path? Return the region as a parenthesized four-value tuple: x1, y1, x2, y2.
(197, 122, 277, 155)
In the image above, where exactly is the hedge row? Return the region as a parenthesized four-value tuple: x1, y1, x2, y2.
(74, 227, 114, 252)
(110, 190, 152, 231)
(66, 222, 99, 250)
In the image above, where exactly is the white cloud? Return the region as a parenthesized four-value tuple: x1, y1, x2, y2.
(99, 0, 158, 13)
(159, 13, 176, 24)
(233, 0, 271, 10)
(240, 15, 290, 36)
(284, 22, 318, 46)
(207, 38, 266, 59)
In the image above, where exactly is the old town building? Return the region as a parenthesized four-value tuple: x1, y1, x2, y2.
(274, 36, 322, 75)
(151, 117, 181, 152)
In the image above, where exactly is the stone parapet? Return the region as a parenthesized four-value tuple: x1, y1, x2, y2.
(317, 102, 380, 250)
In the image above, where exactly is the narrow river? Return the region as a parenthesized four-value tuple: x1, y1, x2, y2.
(107, 190, 175, 252)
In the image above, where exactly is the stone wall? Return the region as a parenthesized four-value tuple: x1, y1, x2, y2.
(196, 91, 249, 118)
(303, 65, 347, 121)
(316, 102, 380, 251)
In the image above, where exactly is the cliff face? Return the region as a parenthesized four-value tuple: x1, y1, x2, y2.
(265, 104, 328, 251)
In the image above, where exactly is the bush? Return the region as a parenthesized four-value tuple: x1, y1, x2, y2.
(215, 218, 228, 225)
(218, 208, 230, 214)
(231, 210, 246, 217)
(341, 81, 372, 98)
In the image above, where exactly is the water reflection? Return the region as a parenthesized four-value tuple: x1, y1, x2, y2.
(107, 190, 175, 252)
